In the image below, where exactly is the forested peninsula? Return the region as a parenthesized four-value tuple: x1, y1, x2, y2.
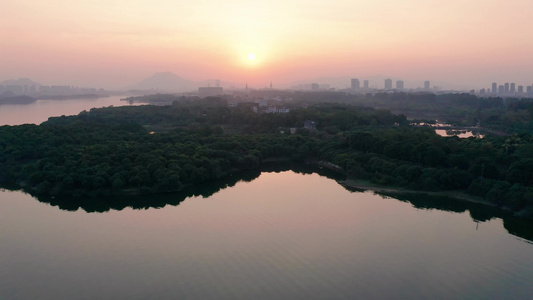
(1, 94, 532, 218)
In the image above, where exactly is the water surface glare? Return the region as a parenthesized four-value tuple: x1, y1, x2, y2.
(1, 171, 532, 299)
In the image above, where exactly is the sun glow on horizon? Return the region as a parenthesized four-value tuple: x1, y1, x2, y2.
(4, 0, 533, 89)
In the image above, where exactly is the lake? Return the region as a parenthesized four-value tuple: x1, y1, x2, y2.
(1, 170, 532, 299)
(0, 95, 135, 125)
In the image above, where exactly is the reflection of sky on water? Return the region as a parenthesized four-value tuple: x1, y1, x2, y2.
(0, 95, 137, 125)
(1, 171, 532, 299)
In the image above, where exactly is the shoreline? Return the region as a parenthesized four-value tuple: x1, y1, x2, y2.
(338, 178, 499, 208)
(310, 160, 516, 213)
(340, 178, 533, 220)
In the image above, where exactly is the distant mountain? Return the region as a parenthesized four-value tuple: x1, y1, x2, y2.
(0, 78, 42, 86)
(132, 72, 198, 92)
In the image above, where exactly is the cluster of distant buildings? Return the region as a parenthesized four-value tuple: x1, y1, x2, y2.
(0, 84, 39, 95)
(197, 79, 224, 97)
(349, 78, 533, 98)
(472, 82, 533, 97)
(290, 83, 331, 91)
(350, 78, 436, 92)
(289, 79, 435, 92)
(0, 83, 105, 97)
(196, 78, 438, 96)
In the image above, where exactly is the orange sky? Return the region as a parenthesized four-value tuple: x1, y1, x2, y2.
(1, 0, 532, 89)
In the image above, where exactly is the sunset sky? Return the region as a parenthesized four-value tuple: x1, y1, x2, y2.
(2, 0, 532, 89)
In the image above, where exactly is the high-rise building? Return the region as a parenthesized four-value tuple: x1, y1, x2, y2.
(504, 82, 510, 93)
(510, 83, 516, 93)
(518, 85, 524, 94)
(492, 82, 497, 94)
(424, 81, 430, 90)
(364, 80, 369, 89)
(499, 85, 504, 94)
(384, 79, 392, 89)
(351, 79, 360, 89)
(396, 80, 404, 89)
(198, 86, 224, 97)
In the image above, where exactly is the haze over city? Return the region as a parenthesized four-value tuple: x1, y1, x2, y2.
(2, 0, 533, 90)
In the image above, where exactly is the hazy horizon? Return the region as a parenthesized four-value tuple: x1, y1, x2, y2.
(2, 0, 533, 90)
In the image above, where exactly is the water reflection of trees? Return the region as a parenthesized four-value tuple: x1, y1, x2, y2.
(36, 168, 262, 213)
(33, 163, 533, 242)
(368, 191, 533, 242)
(34, 162, 343, 213)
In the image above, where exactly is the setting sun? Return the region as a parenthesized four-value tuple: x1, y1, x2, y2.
(248, 53, 256, 61)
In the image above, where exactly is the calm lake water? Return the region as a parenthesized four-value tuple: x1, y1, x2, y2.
(0, 95, 134, 125)
(1, 171, 533, 299)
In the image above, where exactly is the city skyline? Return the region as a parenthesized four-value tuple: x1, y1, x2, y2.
(2, 0, 533, 89)
(3, 74, 533, 96)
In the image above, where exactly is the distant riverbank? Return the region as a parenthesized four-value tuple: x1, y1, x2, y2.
(0, 95, 36, 105)
(36, 94, 108, 100)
